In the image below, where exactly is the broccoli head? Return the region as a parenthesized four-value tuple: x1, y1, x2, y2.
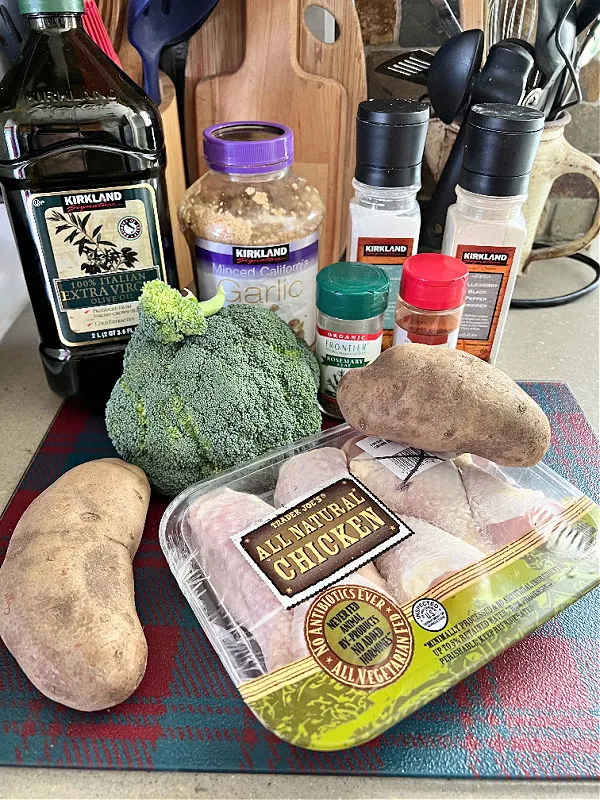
(105, 280, 321, 496)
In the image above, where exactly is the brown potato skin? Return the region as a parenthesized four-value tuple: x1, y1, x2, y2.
(0, 459, 150, 711)
(337, 345, 551, 467)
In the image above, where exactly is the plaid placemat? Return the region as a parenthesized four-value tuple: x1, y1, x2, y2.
(0, 382, 598, 778)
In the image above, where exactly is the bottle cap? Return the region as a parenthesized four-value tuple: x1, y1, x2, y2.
(317, 262, 390, 321)
(399, 253, 468, 311)
(203, 121, 294, 175)
(19, 0, 83, 11)
(355, 99, 430, 188)
(459, 103, 544, 196)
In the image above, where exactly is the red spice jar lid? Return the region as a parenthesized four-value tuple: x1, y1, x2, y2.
(400, 253, 468, 311)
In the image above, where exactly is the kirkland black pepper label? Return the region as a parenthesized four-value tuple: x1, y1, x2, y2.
(232, 477, 413, 608)
(29, 183, 166, 347)
(454, 244, 517, 362)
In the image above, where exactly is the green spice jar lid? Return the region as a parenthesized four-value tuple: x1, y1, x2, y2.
(317, 262, 390, 321)
(19, 0, 83, 12)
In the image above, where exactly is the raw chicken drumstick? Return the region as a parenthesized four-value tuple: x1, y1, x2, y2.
(375, 517, 485, 605)
(188, 488, 293, 672)
(350, 454, 490, 552)
(455, 455, 563, 548)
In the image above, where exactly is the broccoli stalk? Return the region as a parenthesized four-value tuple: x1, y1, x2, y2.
(106, 281, 321, 496)
(138, 280, 226, 344)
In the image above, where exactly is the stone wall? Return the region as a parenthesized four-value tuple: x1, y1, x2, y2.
(357, 0, 599, 243)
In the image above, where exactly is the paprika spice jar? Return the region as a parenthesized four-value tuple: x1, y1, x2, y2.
(392, 253, 468, 348)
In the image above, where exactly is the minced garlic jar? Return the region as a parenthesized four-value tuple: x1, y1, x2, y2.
(179, 122, 324, 344)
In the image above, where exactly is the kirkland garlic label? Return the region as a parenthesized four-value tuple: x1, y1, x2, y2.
(232, 477, 413, 608)
(195, 232, 319, 344)
(29, 184, 166, 347)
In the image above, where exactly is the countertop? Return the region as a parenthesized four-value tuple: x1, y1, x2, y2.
(0, 256, 598, 799)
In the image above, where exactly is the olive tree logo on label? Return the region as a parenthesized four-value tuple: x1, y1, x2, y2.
(304, 585, 414, 689)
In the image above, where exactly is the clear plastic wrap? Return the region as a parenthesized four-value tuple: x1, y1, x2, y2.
(160, 424, 599, 751)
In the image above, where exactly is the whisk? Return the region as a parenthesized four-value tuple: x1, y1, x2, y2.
(487, 0, 538, 45)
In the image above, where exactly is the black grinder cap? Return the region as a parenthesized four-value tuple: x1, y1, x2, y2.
(460, 103, 544, 197)
(355, 99, 430, 188)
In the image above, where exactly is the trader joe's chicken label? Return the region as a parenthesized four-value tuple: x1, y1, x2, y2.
(233, 477, 413, 608)
(29, 184, 166, 347)
(195, 232, 319, 344)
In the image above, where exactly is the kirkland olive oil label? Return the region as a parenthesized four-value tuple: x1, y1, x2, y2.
(304, 585, 414, 689)
(356, 237, 414, 331)
(454, 244, 516, 361)
(195, 232, 319, 344)
(29, 184, 166, 347)
(232, 477, 413, 608)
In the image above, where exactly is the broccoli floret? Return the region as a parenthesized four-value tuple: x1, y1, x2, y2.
(106, 281, 321, 496)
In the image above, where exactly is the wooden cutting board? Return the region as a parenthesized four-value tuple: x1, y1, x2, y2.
(193, 0, 347, 267)
(183, 0, 245, 184)
(297, 0, 366, 255)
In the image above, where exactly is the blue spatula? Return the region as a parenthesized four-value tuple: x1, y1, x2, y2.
(128, 0, 219, 104)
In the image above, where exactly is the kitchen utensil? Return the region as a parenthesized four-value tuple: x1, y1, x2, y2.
(428, 29, 484, 124)
(194, 0, 346, 268)
(487, 0, 538, 46)
(82, 0, 121, 65)
(546, 0, 578, 118)
(519, 112, 600, 272)
(159, 71, 194, 289)
(128, 0, 219, 104)
(422, 37, 535, 249)
(374, 49, 433, 85)
(553, 15, 599, 108)
(297, 0, 367, 257)
(98, 0, 142, 84)
(523, 0, 577, 114)
(460, 0, 487, 31)
(429, 0, 463, 37)
(576, 0, 600, 34)
(534, 0, 566, 80)
(0, 0, 28, 62)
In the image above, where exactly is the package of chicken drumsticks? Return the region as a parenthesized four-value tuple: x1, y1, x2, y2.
(160, 426, 600, 751)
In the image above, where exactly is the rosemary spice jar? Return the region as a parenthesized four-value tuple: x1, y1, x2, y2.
(179, 121, 324, 344)
(393, 254, 468, 348)
(316, 262, 389, 418)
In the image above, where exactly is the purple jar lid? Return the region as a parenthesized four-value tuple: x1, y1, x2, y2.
(203, 121, 294, 174)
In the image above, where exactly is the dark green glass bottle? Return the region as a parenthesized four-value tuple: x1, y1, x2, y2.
(0, 0, 177, 403)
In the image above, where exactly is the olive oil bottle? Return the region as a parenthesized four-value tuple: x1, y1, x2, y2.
(0, 0, 177, 402)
